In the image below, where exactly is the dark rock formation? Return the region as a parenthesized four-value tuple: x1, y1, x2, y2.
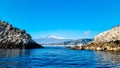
(0, 20, 43, 49)
(80, 41, 120, 51)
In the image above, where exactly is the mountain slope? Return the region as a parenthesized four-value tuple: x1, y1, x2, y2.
(34, 35, 71, 44)
(63, 39, 93, 45)
(47, 35, 66, 39)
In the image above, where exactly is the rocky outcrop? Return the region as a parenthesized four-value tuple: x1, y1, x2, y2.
(82, 41, 120, 51)
(0, 20, 43, 49)
(70, 26, 120, 51)
(94, 26, 120, 43)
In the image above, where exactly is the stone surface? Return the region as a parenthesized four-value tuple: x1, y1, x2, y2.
(69, 26, 120, 51)
(94, 26, 120, 43)
(0, 20, 43, 49)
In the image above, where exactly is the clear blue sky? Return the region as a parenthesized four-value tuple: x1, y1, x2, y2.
(0, 0, 120, 39)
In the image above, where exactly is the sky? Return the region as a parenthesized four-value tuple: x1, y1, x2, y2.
(0, 0, 120, 39)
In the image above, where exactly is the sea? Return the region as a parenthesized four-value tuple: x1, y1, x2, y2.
(0, 45, 120, 68)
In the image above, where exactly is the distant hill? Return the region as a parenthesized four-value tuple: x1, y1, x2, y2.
(34, 35, 93, 45)
(34, 35, 72, 45)
(63, 39, 93, 45)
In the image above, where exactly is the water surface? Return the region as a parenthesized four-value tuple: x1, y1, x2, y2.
(0, 46, 120, 68)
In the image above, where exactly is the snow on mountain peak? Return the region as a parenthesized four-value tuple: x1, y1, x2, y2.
(47, 35, 66, 39)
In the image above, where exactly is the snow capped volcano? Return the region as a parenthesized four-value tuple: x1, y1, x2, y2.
(47, 35, 66, 39)
(34, 35, 71, 44)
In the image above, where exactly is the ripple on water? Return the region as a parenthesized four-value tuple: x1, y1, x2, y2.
(0, 46, 120, 68)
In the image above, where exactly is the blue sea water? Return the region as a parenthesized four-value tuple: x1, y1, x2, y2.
(0, 46, 120, 68)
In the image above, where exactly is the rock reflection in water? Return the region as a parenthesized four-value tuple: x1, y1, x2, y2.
(95, 51, 120, 68)
(0, 49, 30, 68)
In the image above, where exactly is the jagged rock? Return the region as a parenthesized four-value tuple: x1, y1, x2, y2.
(0, 20, 43, 49)
(94, 26, 120, 43)
(70, 26, 120, 51)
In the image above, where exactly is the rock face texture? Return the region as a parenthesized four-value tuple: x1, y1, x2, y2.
(70, 26, 120, 51)
(94, 26, 120, 43)
(0, 21, 43, 49)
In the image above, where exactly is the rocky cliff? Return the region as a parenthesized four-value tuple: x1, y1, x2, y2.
(70, 26, 120, 51)
(94, 26, 120, 43)
(0, 20, 43, 49)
